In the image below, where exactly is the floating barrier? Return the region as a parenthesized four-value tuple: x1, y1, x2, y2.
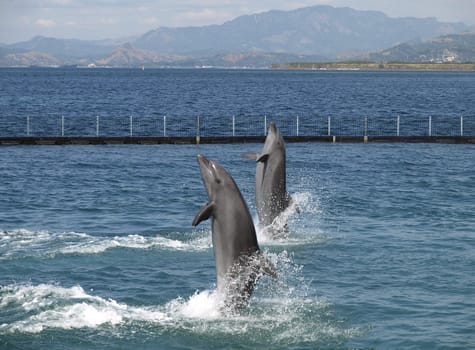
(1, 115, 474, 144)
(1, 135, 474, 145)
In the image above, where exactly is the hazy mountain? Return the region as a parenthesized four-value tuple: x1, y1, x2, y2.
(0, 49, 61, 67)
(96, 43, 188, 67)
(134, 5, 468, 56)
(7, 36, 115, 60)
(370, 32, 475, 62)
(0, 5, 470, 67)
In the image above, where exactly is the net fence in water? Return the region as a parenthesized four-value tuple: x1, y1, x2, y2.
(0, 114, 473, 137)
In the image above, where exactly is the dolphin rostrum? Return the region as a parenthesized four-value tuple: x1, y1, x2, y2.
(242, 122, 292, 234)
(192, 154, 276, 309)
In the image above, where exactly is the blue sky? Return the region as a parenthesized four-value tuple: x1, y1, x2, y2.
(1, 0, 474, 44)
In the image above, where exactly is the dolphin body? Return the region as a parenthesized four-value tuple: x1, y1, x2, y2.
(192, 155, 276, 309)
(242, 122, 292, 232)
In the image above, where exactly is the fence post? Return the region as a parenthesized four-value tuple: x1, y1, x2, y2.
(327, 116, 331, 136)
(129, 115, 133, 137)
(296, 115, 300, 136)
(264, 115, 267, 135)
(397, 115, 400, 136)
(61, 115, 64, 136)
(163, 116, 167, 137)
(364, 116, 368, 143)
(232, 115, 235, 137)
(196, 115, 200, 144)
(461, 115, 464, 136)
(429, 116, 432, 136)
(27, 116, 30, 136)
(96, 116, 99, 136)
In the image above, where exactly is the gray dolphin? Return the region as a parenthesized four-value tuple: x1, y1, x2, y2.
(242, 122, 292, 232)
(192, 154, 276, 309)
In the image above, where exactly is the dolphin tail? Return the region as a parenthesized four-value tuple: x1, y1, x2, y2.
(240, 152, 258, 160)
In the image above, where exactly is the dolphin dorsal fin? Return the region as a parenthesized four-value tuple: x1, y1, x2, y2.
(256, 153, 270, 163)
(192, 202, 215, 226)
(240, 152, 258, 160)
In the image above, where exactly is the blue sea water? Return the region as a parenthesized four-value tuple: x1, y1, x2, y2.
(1, 69, 475, 349)
(1, 68, 475, 136)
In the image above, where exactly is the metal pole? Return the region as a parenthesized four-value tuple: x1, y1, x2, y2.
(397, 115, 400, 136)
(429, 115, 432, 136)
(129, 115, 133, 136)
(296, 115, 300, 136)
(364, 116, 368, 136)
(196, 115, 201, 144)
(96, 115, 99, 136)
(61, 115, 64, 136)
(264, 115, 267, 135)
(327, 116, 331, 136)
(461, 115, 464, 136)
(232, 115, 235, 137)
(163, 116, 166, 137)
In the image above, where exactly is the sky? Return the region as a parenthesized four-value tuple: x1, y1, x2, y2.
(1, 0, 475, 44)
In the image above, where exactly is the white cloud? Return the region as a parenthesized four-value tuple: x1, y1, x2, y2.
(35, 19, 57, 27)
(175, 9, 233, 26)
(141, 17, 159, 25)
(98, 18, 118, 25)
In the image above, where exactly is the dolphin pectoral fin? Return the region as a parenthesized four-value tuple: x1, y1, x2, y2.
(256, 153, 269, 163)
(240, 152, 258, 160)
(192, 202, 215, 226)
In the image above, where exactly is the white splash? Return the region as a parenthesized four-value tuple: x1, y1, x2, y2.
(166, 289, 223, 320)
(0, 229, 212, 260)
(256, 192, 328, 245)
(0, 284, 169, 333)
(0, 252, 359, 344)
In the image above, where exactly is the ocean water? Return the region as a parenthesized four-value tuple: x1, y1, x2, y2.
(1, 68, 475, 136)
(1, 69, 475, 349)
(1, 143, 474, 349)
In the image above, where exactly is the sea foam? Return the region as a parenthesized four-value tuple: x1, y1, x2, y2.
(0, 229, 211, 260)
(0, 251, 358, 344)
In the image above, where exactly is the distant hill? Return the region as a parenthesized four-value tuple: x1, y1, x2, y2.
(134, 6, 468, 56)
(6, 36, 116, 61)
(0, 49, 61, 67)
(370, 32, 475, 62)
(95, 43, 188, 67)
(0, 5, 470, 67)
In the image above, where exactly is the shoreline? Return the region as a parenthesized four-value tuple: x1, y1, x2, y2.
(271, 62, 475, 71)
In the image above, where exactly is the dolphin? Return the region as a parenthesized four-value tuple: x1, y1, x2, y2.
(242, 122, 292, 233)
(192, 155, 276, 309)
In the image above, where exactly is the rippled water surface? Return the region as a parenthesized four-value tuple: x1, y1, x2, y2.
(1, 142, 474, 349)
(1, 69, 475, 349)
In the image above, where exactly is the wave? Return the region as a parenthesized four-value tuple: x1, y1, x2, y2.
(0, 229, 212, 260)
(0, 251, 359, 345)
(256, 191, 329, 246)
(1, 191, 327, 261)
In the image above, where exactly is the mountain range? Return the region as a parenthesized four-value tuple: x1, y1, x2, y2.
(0, 5, 473, 68)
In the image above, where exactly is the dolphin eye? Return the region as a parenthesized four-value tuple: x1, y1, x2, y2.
(215, 178, 222, 184)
